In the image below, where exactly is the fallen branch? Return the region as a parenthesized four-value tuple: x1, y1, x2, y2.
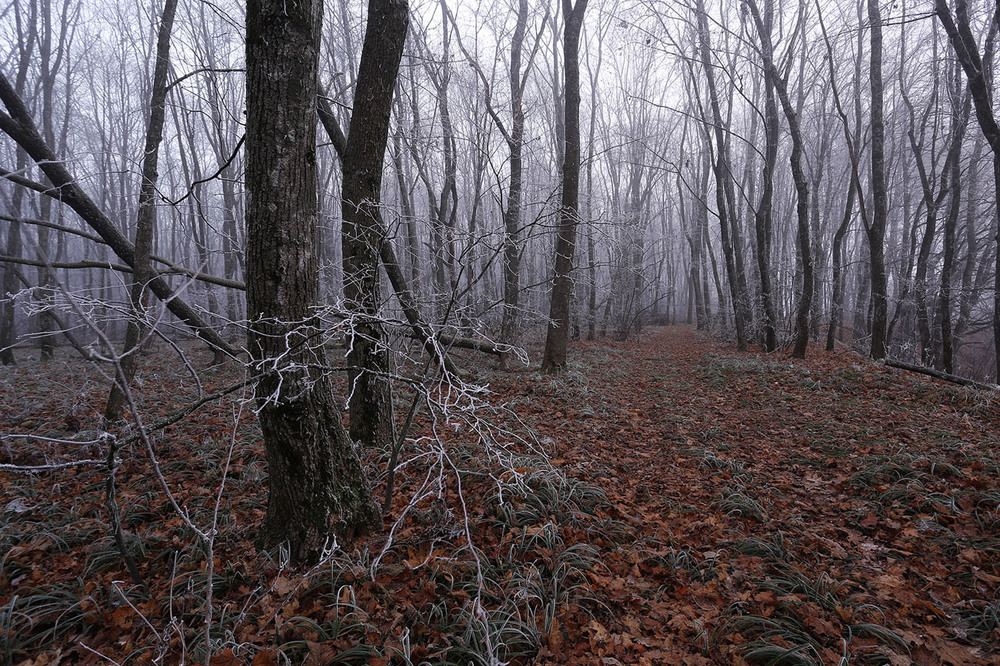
(885, 358, 997, 390)
(408, 331, 507, 356)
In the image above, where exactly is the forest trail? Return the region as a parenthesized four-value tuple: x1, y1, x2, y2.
(495, 325, 1000, 664)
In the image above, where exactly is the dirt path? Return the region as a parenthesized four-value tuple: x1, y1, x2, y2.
(498, 326, 1000, 664)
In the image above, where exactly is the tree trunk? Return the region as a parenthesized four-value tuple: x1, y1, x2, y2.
(341, 0, 409, 449)
(939, 77, 968, 372)
(0, 2, 36, 366)
(1, 161, 24, 366)
(541, 0, 588, 372)
(500, 0, 529, 350)
(746, 0, 813, 358)
(748, 0, 780, 353)
(104, 0, 178, 425)
(955, 136, 983, 356)
(693, 0, 750, 349)
(246, 0, 378, 564)
(867, 0, 889, 360)
(934, 0, 1000, 381)
(317, 91, 458, 377)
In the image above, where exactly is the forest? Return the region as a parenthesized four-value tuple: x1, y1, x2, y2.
(1, 0, 1000, 663)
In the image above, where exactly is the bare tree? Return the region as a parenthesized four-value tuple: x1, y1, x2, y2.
(692, 0, 751, 350)
(341, 0, 409, 448)
(0, 74, 234, 356)
(934, 0, 1000, 380)
(941, 61, 972, 373)
(245, 0, 378, 564)
(104, 0, 178, 425)
(542, 0, 588, 372)
(746, 0, 814, 358)
(0, 0, 37, 366)
(866, 0, 889, 360)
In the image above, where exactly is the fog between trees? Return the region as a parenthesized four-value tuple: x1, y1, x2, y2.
(3, 0, 999, 383)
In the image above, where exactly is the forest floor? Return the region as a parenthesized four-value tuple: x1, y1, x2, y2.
(2, 326, 1000, 665)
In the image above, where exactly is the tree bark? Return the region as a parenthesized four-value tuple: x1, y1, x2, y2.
(541, 0, 588, 372)
(867, 0, 889, 360)
(246, 0, 378, 564)
(341, 0, 409, 449)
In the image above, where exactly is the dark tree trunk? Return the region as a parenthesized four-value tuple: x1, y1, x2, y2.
(390, 120, 419, 294)
(341, 0, 409, 448)
(500, 0, 528, 349)
(955, 138, 984, 348)
(939, 76, 969, 372)
(935, 0, 1000, 381)
(746, 0, 813, 358)
(246, 0, 378, 565)
(436, 1, 459, 305)
(867, 0, 889, 360)
(694, 0, 750, 349)
(317, 91, 458, 376)
(0, 3, 36, 366)
(827, 180, 855, 352)
(1, 165, 23, 366)
(541, 0, 588, 372)
(104, 0, 178, 425)
(585, 40, 600, 340)
(748, 0, 780, 353)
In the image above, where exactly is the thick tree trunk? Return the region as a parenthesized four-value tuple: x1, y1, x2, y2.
(246, 0, 378, 564)
(541, 0, 588, 371)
